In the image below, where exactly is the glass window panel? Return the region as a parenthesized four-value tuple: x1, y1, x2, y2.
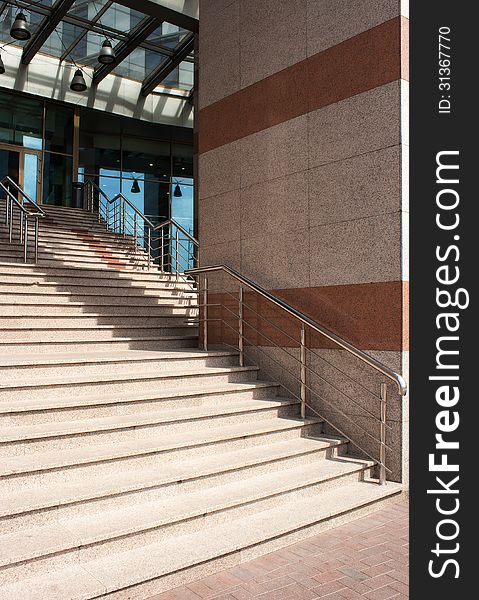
(147, 23, 188, 50)
(40, 22, 85, 58)
(23, 153, 40, 203)
(172, 143, 193, 178)
(44, 104, 74, 154)
(100, 5, 145, 31)
(122, 137, 170, 182)
(0, 91, 43, 148)
(163, 61, 193, 91)
(43, 153, 73, 206)
(113, 48, 166, 82)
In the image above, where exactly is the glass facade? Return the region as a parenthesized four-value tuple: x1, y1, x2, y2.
(0, 89, 194, 234)
(0, 1, 194, 93)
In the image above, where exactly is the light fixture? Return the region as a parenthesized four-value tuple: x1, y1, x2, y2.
(98, 39, 116, 65)
(70, 69, 87, 92)
(10, 12, 31, 41)
(0, 54, 5, 75)
(173, 182, 182, 198)
(131, 179, 141, 194)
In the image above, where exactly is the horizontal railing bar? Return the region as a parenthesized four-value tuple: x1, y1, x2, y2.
(219, 319, 392, 470)
(186, 265, 407, 395)
(220, 318, 393, 451)
(220, 289, 383, 401)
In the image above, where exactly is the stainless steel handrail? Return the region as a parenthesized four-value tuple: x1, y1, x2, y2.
(154, 218, 199, 246)
(84, 179, 155, 228)
(84, 179, 197, 274)
(0, 176, 44, 263)
(186, 264, 408, 485)
(186, 264, 407, 396)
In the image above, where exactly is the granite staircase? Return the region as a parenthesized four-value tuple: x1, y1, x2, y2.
(0, 206, 401, 599)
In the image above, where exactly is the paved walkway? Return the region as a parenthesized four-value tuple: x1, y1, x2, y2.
(149, 500, 409, 600)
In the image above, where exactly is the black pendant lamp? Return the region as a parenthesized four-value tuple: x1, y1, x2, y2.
(70, 69, 87, 92)
(131, 179, 141, 194)
(0, 54, 5, 76)
(98, 39, 116, 65)
(173, 182, 182, 198)
(10, 12, 31, 41)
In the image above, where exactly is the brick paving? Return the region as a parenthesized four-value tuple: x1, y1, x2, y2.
(148, 500, 409, 600)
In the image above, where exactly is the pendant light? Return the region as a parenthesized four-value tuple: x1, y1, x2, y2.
(70, 69, 87, 92)
(0, 54, 5, 75)
(10, 12, 31, 41)
(98, 39, 116, 65)
(131, 179, 141, 194)
(173, 182, 182, 198)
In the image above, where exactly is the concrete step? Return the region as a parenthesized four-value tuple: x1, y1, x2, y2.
(0, 364, 258, 402)
(0, 349, 236, 382)
(0, 396, 299, 457)
(0, 303, 198, 316)
(0, 380, 280, 426)
(0, 323, 198, 342)
(0, 262, 194, 283)
(0, 480, 402, 597)
(0, 417, 323, 493)
(0, 281, 197, 297)
(0, 334, 199, 354)
(0, 435, 347, 532)
(0, 226, 140, 247)
(0, 240, 149, 262)
(0, 315, 199, 329)
(0, 274, 195, 292)
(0, 291, 197, 305)
(0, 247, 147, 266)
(0, 456, 372, 580)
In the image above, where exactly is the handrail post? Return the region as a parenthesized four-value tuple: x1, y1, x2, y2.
(134, 213, 138, 246)
(34, 217, 39, 264)
(203, 276, 208, 352)
(175, 228, 179, 278)
(379, 383, 388, 485)
(9, 196, 13, 243)
(300, 323, 307, 419)
(239, 286, 244, 367)
(147, 227, 151, 270)
(23, 215, 28, 263)
(160, 227, 165, 272)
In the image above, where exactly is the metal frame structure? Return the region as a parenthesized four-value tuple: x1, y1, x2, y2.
(141, 31, 194, 97)
(21, 0, 76, 65)
(92, 15, 161, 85)
(1, 0, 197, 96)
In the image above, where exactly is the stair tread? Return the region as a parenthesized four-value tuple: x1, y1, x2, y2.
(0, 397, 297, 442)
(0, 481, 401, 600)
(0, 333, 198, 346)
(0, 349, 233, 368)
(0, 457, 372, 568)
(0, 417, 322, 477)
(0, 365, 257, 391)
(0, 381, 279, 414)
(0, 436, 345, 518)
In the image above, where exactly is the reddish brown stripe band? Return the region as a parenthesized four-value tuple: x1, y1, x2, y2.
(199, 17, 406, 155)
(206, 281, 408, 352)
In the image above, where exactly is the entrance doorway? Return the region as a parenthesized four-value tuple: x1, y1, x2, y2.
(0, 145, 43, 204)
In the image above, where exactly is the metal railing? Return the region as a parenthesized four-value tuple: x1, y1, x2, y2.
(186, 264, 407, 485)
(0, 176, 44, 263)
(84, 179, 198, 274)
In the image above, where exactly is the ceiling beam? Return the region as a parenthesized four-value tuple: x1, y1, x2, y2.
(115, 0, 199, 33)
(141, 32, 193, 97)
(93, 16, 161, 86)
(21, 0, 76, 65)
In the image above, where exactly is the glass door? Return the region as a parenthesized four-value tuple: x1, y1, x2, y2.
(0, 144, 43, 204)
(22, 150, 43, 204)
